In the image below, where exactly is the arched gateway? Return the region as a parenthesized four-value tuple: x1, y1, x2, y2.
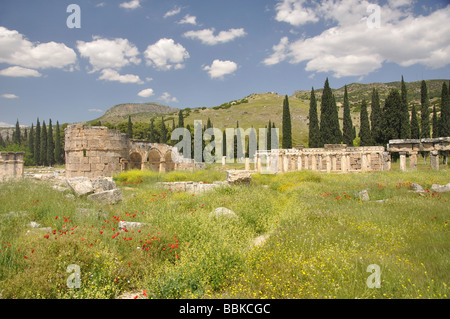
(64, 124, 197, 178)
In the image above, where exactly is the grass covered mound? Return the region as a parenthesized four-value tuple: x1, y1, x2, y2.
(0, 166, 448, 299)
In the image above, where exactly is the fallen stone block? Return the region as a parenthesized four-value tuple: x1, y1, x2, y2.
(226, 170, 252, 185)
(91, 177, 117, 193)
(209, 207, 238, 218)
(431, 183, 450, 193)
(66, 177, 94, 196)
(87, 189, 123, 205)
(411, 183, 425, 193)
(357, 190, 370, 201)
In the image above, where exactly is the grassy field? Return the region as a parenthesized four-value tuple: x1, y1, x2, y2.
(0, 164, 448, 299)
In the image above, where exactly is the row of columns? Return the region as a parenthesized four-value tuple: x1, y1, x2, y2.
(398, 151, 440, 171)
(254, 151, 385, 173)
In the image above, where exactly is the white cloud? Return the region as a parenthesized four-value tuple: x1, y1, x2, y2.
(183, 28, 246, 45)
(266, 1, 450, 78)
(119, 0, 141, 10)
(263, 36, 289, 66)
(0, 26, 77, 70)
(137, 88, 155, 98)
(1, 93, 18, 99)
(96, 2, 106, 8)
(0, 66, 42, 77)
(178, 14, 197, 25)
(274, 0, 319, 26)
(98, 69, 143, 84)
(77, 37, 141, 72)
(144, 38, 189, 70)
(164, 7, 181, 18)
(158, 92, 178, 104)
(203, 59, 238, 79)
(88, 108, 104, 113)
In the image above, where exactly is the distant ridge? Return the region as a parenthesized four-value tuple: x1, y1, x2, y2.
(90, 102, 179, 125)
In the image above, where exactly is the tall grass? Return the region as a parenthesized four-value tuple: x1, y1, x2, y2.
(0, 167, 448, 299)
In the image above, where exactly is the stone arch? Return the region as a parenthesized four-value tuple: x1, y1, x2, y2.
(129, 152, 142, 170)
(147, 149, 162, 171)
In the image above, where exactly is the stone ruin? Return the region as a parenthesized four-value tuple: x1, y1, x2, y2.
(387, 137, 450, 171)
(0, 152, 25, 181)
(64, 124, 202, 179)
(254, 144, 389, 173)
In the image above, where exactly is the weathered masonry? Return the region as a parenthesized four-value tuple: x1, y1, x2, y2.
(0, 152, 25, 181)
(254, 144, 389, 173)
(65, 124, 199, 178)
(387, 137, 450, 171)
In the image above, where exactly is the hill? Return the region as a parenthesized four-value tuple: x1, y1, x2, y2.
(90, 102, 179, 125)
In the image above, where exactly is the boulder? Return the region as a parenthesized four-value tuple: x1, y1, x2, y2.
(411, 183, 425, 193)
(357, 190, 370, 201)
(91, 177, 117, 193)
(66, 177, 94, 196)
(431, 183, 450, 193)
(87, 189, 123, 205)
(209, 207, 238, 218)
(226, 170, 252, 185)
(118, 221, 146, 230)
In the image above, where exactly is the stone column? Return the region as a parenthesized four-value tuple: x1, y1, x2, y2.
(311, 154, 317, 171)
(317, 154, 322, 171)
(361, 153, 367, 172)
(331, 154, 337, 171)
(366, 153, 372, 171)
(399, 152, 407, 171)
(283, 155, 289, 172)
(222, 156, 226, 166)
(304, 155, 309, 170)
(382, 152, 391, 171)
(297, 154, 302, 171)
(430, 150, 439, 170)
(341, 154, 348, 173)
(245, 157, 250, 170)
(326, 154, 331, 173)
(409, 151, 418, 170)
(159, 161, 166, 173)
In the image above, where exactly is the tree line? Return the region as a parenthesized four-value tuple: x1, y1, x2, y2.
(0, 118, 65, 166)
(307, 77, 450, 148)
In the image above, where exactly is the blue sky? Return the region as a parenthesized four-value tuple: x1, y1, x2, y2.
(1, 0, 449, 126)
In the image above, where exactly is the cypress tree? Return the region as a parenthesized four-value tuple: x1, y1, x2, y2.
(331, 95, 342, 144)
(127, 116, 133, 138)
(370, 88, 383, 145)
(47, 119, 54, 166)
(439, 82, 450, 137)
(410, 103, 420, 139)
(55, 121, 62, 164)
(381, 90, 402, 143)
(272, 122, 278, 149)
(320, 78, 341, 146)
(282, 95, 292, 149)
(0, 134, 4, 148)
(13, 119, 21, 145)
(400, 76, 410, 139)
(359, 99, 372, 146)
(40, 121, 47, 166)
(160, 117, 167, 143)
(178, 110, 184, 128)
(342, 85, 353, 146)
(432, 104, 439, 138)
(420, 80, 431, 138)
(267, 120, 272, 151)
(34, 118, 41, 165)
(308, 87, 321, 148)
(29, 124, 34, 158)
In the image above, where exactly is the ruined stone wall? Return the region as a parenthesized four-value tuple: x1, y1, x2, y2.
(255, 145, 387, 173)
(0, 152, 25, 181)
(65, 124, 130, 178)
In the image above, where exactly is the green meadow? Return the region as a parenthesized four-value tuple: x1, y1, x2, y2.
(0, 164, 448, 299)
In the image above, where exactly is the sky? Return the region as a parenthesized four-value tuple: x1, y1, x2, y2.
(0, 0, 449, 127)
